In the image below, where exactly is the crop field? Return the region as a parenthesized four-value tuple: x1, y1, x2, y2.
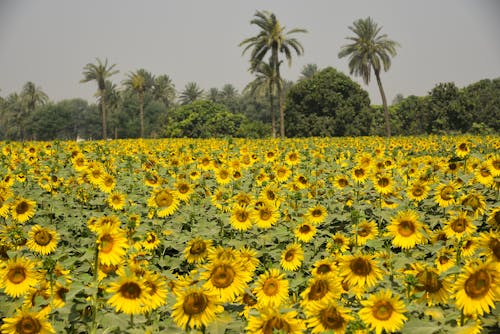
(0, 135, 499, 334)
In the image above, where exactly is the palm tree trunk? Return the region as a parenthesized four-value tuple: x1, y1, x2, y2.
(273, 49, 285, 138)
(100, 91, 107, 140)
(139, 92, 144, 138)
(375, 70, 391, 137)
(269, 82, 276, 138)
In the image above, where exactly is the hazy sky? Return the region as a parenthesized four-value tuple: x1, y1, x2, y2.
(1, 0, 499, 105)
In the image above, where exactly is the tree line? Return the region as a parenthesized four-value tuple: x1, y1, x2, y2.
(1, 12, 498, 140)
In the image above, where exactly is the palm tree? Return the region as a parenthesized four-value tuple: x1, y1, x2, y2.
(300, 63, 319, 80)
(243, 58, 282, 137)
(338, 17, 400, 137)
(179, 82, 204, 105)
(123, 69, 154, 137)
(240, 10, 307, 138)
(20, 81, 48, 140)
(153, 74, 176, 108)
(80, 58, 119, 139)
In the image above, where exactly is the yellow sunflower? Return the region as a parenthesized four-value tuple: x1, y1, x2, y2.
(171, 285, 223, 331)
(304, 204, 328, 225)
(305, 299, 354, 334)
(486, 206, 500, 230)
(251, 200, 279, 229)
(97, 173, 116, 193)
(274, 164, 292, 183)
(0, 306, 54, 334)
(311, 258, 337, 277)
(300, 274, 342, 308)
(107, 274, 152, 315)
(487, 153, 500, 177)
(352, 165, 369, 183)
(333, 174, 350, 190)
(26, 225, 59, 255)
(443, 211, 476, 240)
(285, 150, 301, 165)
(435, 247, 456, 274)
(354, 220, 378, 246)
(407, 263, 453, 306)
(140, 231, 161, 251)
(259, 184, 282, 206)
(184, 237, 213, 264)
(460, 236, 480, 258)
(294, 221, 317, 243)
(474, 162, 494, 186)
(406, 181, 430, 202)
(96, 224, 128, 266)
(478, 230, 500, 262)
(107, 192, 126, 211)
(280, 243, 304, 272)
(214, 166, 232, 185)
(0, 257, 39, 298)
(147, 187, 180, 217)
(434, 181, 459, 207)
(339, 253, 384, 290)
(253, 268, 289, 308)
(175, 180, 194, 202)
(326, 232, 350, 254)
(141, 272, 168, 312)
(386, 210, 427, 249)
(359, 289, 408, 334)
(237, 246, 260, 274)
(11, 197, 37, 223)
(372, 173, 394, 195)
(201, 258, 251, 302)
(230, 204, 253, 231)
(454, 260, 499, 316)
(460, 191, 487, 218)
(246, 309, 305, 334)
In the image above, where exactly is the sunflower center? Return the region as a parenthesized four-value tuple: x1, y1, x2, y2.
(320, 307, 345, 330)
(16, 316, 41, 334)
(99, 234, 114, 253)
(259, 208, 272, 220)
(155, 190, 173, 207)
(354, 168, 365, 177)
(263, 278, 279, 296)
(349, 258, 372, 276)
(119, 282, 142, 299)
(189, 240, 207, 255)
(416, 270, 442, 293)
(263, 317, 291, 334)
(378, 177, 390, 187)
(211, 264, 235, 288)
(358, 226, 370, 237)
(451, 218, 467, 233)
(412, 186, 424, 197)
(183, 292, 208, 315)
(284, 250, 295, 262)
(462, 195, 480, 210)
(317, 264, 332, 274)
(464, 269, 491, 299)
(440, 186, 453, 200)
(312, 209, 323, 217)
(398, 220, 416, 237)
(372, 301, 394, 321)
(308, 279, 329, 300)
(178, 184, 189, 194)
(16, 201, 30, 214)
(219, 170, 229, 179)
(338, 178, 348, 187)
(299, 224, 311, 233)
(488, 238, 500, 260)
(277, 168, 287, 178)
(8, 266, 26, 284)
(236, 210, 249, 222)
(242, 292, 257, 306)
(34, 229, 52, 246)
(480, 168, 491, 177)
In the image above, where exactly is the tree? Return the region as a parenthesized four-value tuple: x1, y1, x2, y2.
(240, 10, 307, 138)
(179, 82, 204, 105)
(20, 82, 48, 140)
(338, 17, 399, 137)
(153, 74, 176, 108)
(80, 58, 119, 139)
(123, 69, 154, 137)
(299, 63, 319, 80)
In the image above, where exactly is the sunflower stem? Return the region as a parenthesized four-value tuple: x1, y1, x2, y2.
(90, 243, 99, 334)
(129, 314, 134, 328)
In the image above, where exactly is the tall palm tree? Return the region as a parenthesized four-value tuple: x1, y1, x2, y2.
(299, 63, 319, 80)
(80, 58, 119, 139)
(338, 17, 400, 137)
(123, 69, 154, 138)
(243, 58, 282, 137)
(20, 81, 48, 140)
(153, 74, 176, 108)
(240, 10, 307, 138)
(179, 82, 204, 105)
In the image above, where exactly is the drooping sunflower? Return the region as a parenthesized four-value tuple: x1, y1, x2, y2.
(354, 220, 378, 246)
(10, 197, 37, 223)
(251, 200, 279, 229)
(280, 243, 304, 272)
(386, 210, 427, 250)
(443, 211, 476, 240)
(107, 274, 152, 315)
(171, 285, 223, 331)
(339, 253, 384, 290)
(305, 299, 354, 334)
(184, 237, 213, 264)
(304, 204, 328, 225)
(294, 221, 317, 243)
(300, 274, 342, 308)
(26, 225, 59, 255)
(0, 256, 39, 298)
(96, 224, 128, 266)
(201, 258, 251, 302)
(0, 306, 54, 334)
(454, 260, 499, 316)
(246, 308, 305, 334)
(147, 187, 180, 217)
(253, 268, 289, 308)
(434, 181, 459, 207)
(230, 204, 253, 231)
(359, 289, 408, 334)
(107, 192, 126, 211)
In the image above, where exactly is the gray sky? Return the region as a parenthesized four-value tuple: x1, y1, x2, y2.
(1, 0, 499, 105)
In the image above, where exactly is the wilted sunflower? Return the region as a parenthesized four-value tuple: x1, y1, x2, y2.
(96, 224, 128, 266)
(246, 309, 305, 334)
(107, 274, 152, 315)
(184, 237, 213, 264)
(304, 204, 328, 225)
(339, 253, 384, 290)
(253, 268, 289, 308)
(147, 187, 180, 217)
(454, 260, 499, 316)
(171, 286, 223, 331)
(280, 243, 304, 272)
(201, 258, 251, 302)
(230, 204, 253, 231)
(305, 299, 354, 334)
(0, 306, 54, 334)
(359, 289, 408, 334)
(443, 211, 476, 240)
(294, 221, 317, 243)
(386, 210, 427, 249)
(300, 274, 342, 308)
(26, 225, 59, 255)
(10, 197, 36, 223)
(107, 192, 126, 211)
(0, 256, 39, 298)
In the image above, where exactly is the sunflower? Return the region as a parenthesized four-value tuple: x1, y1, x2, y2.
(214, 166, 232, 185)
(107, 274, 152, 315)
(140, 272, 168, 312)
(147, 187, 180, 217)
(454, 260, 499, 316)
(236, 290, 258, 319)
(305, 299, 354, 334)
(435, 248, 456, 274)
(460, 236, 480, 258)
(274, 164, 292, 183)
(251, 200, 279, 229)
(0, 189, 12, 218)
(311, 258, 337, 277)
(359, 289, 408, 334)
(26, 225, 59, 255)
(246, 309, 305, 334)
(434, 181, 459, 207)
(406, 181, 430, 202)
(201, 259, 251, 302)
(96, 224, 128, 266)
(232, 191, 254, 207)
(460, 191, 487, 218)
(372, 173, 394, 195)
(478, 230, 500, 262)
(456, 140, 470, 158)
(175, 180, 194, 202)
(230, 204, 253, 231)
(184, 237, 213, 264)
(339, 254, 384, 290)
(487, 153, 500, 177)
(474, 162, 494, 186)
(107, 192, 126, 211)
(443, 211, 476, 240)
(386, 210, 427, 250)
(237, 246, 260, 274)
(280, 243, 304, 272)
(407, 263, 453, 306)
(300, 274, 342, 309)
(0, 306, 54, 334)
(259, 184, 281, 206)
(294, 221, 317, 243)
(171, 285, 223, 331)
(352, 165, 369, 183)
(333, 174, 350, 190)
(486, 206, 500, 230)
(98, 173, 116, 193)
(285, 150, 301, 166)
(140, 231, 161, 251)
(354, 220, 378, 246)
(264, 149, 278, 163)
(304, 204, 328, 225)
(326, 232, 350, 254)
(10, 197, 36, 223)
(253, 268, 289, 308)
(0, 257, 39, 298)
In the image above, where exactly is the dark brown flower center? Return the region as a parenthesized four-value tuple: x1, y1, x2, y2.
(338, 178, 348, 187)
(317, 264, 332, 274)
(372, 300, 393, 321)
(398, 220, 416, 237)
(236, 210, 249, 222)
(416, 270, 442, 293)
(358, 226, 371, 237)
(263, 278, 279, 296)
(284, 249, 295, 262)
(312, 209, 323, 217)
(320, 307, 345, 330)
(16, 201, 30, 215)
(189, 240, 207, 255)
(178, 183, 190, 194)
(450, 217, 467, 233)
(155, 190, 173, 207)
(16, 316, 41, 334)
(119, 282, 142, 299)
(464, 269, 490, 299)
(350, 258, 372, 276)
(99, 234, 114, 253)
(259, 207, 272, 221)
(34, 229, 52, 246)
(488, 238, 500, 261)
(263, 316, 291, 334)
(299, 224, 311, 233)
(378, 177, 390, 187)
(211, 264, 235, 289)
(8, 266, 27, 284)
(183, 292, 208, 315)
(308, 279, 329, 300)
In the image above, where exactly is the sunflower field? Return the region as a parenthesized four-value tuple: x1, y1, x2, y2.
(0, 135, 499, 334)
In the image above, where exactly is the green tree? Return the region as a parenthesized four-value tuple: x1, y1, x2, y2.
(80, 58, 119, 139)
(20, 81, 48, 140)
(179, 82, 204, 105)
(299, 63, 319, 80)
(338, 17, 400, 137)
(240, 10, 307, 138)
(123, 69, 154, 137)
(153, 74, 176, 109)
